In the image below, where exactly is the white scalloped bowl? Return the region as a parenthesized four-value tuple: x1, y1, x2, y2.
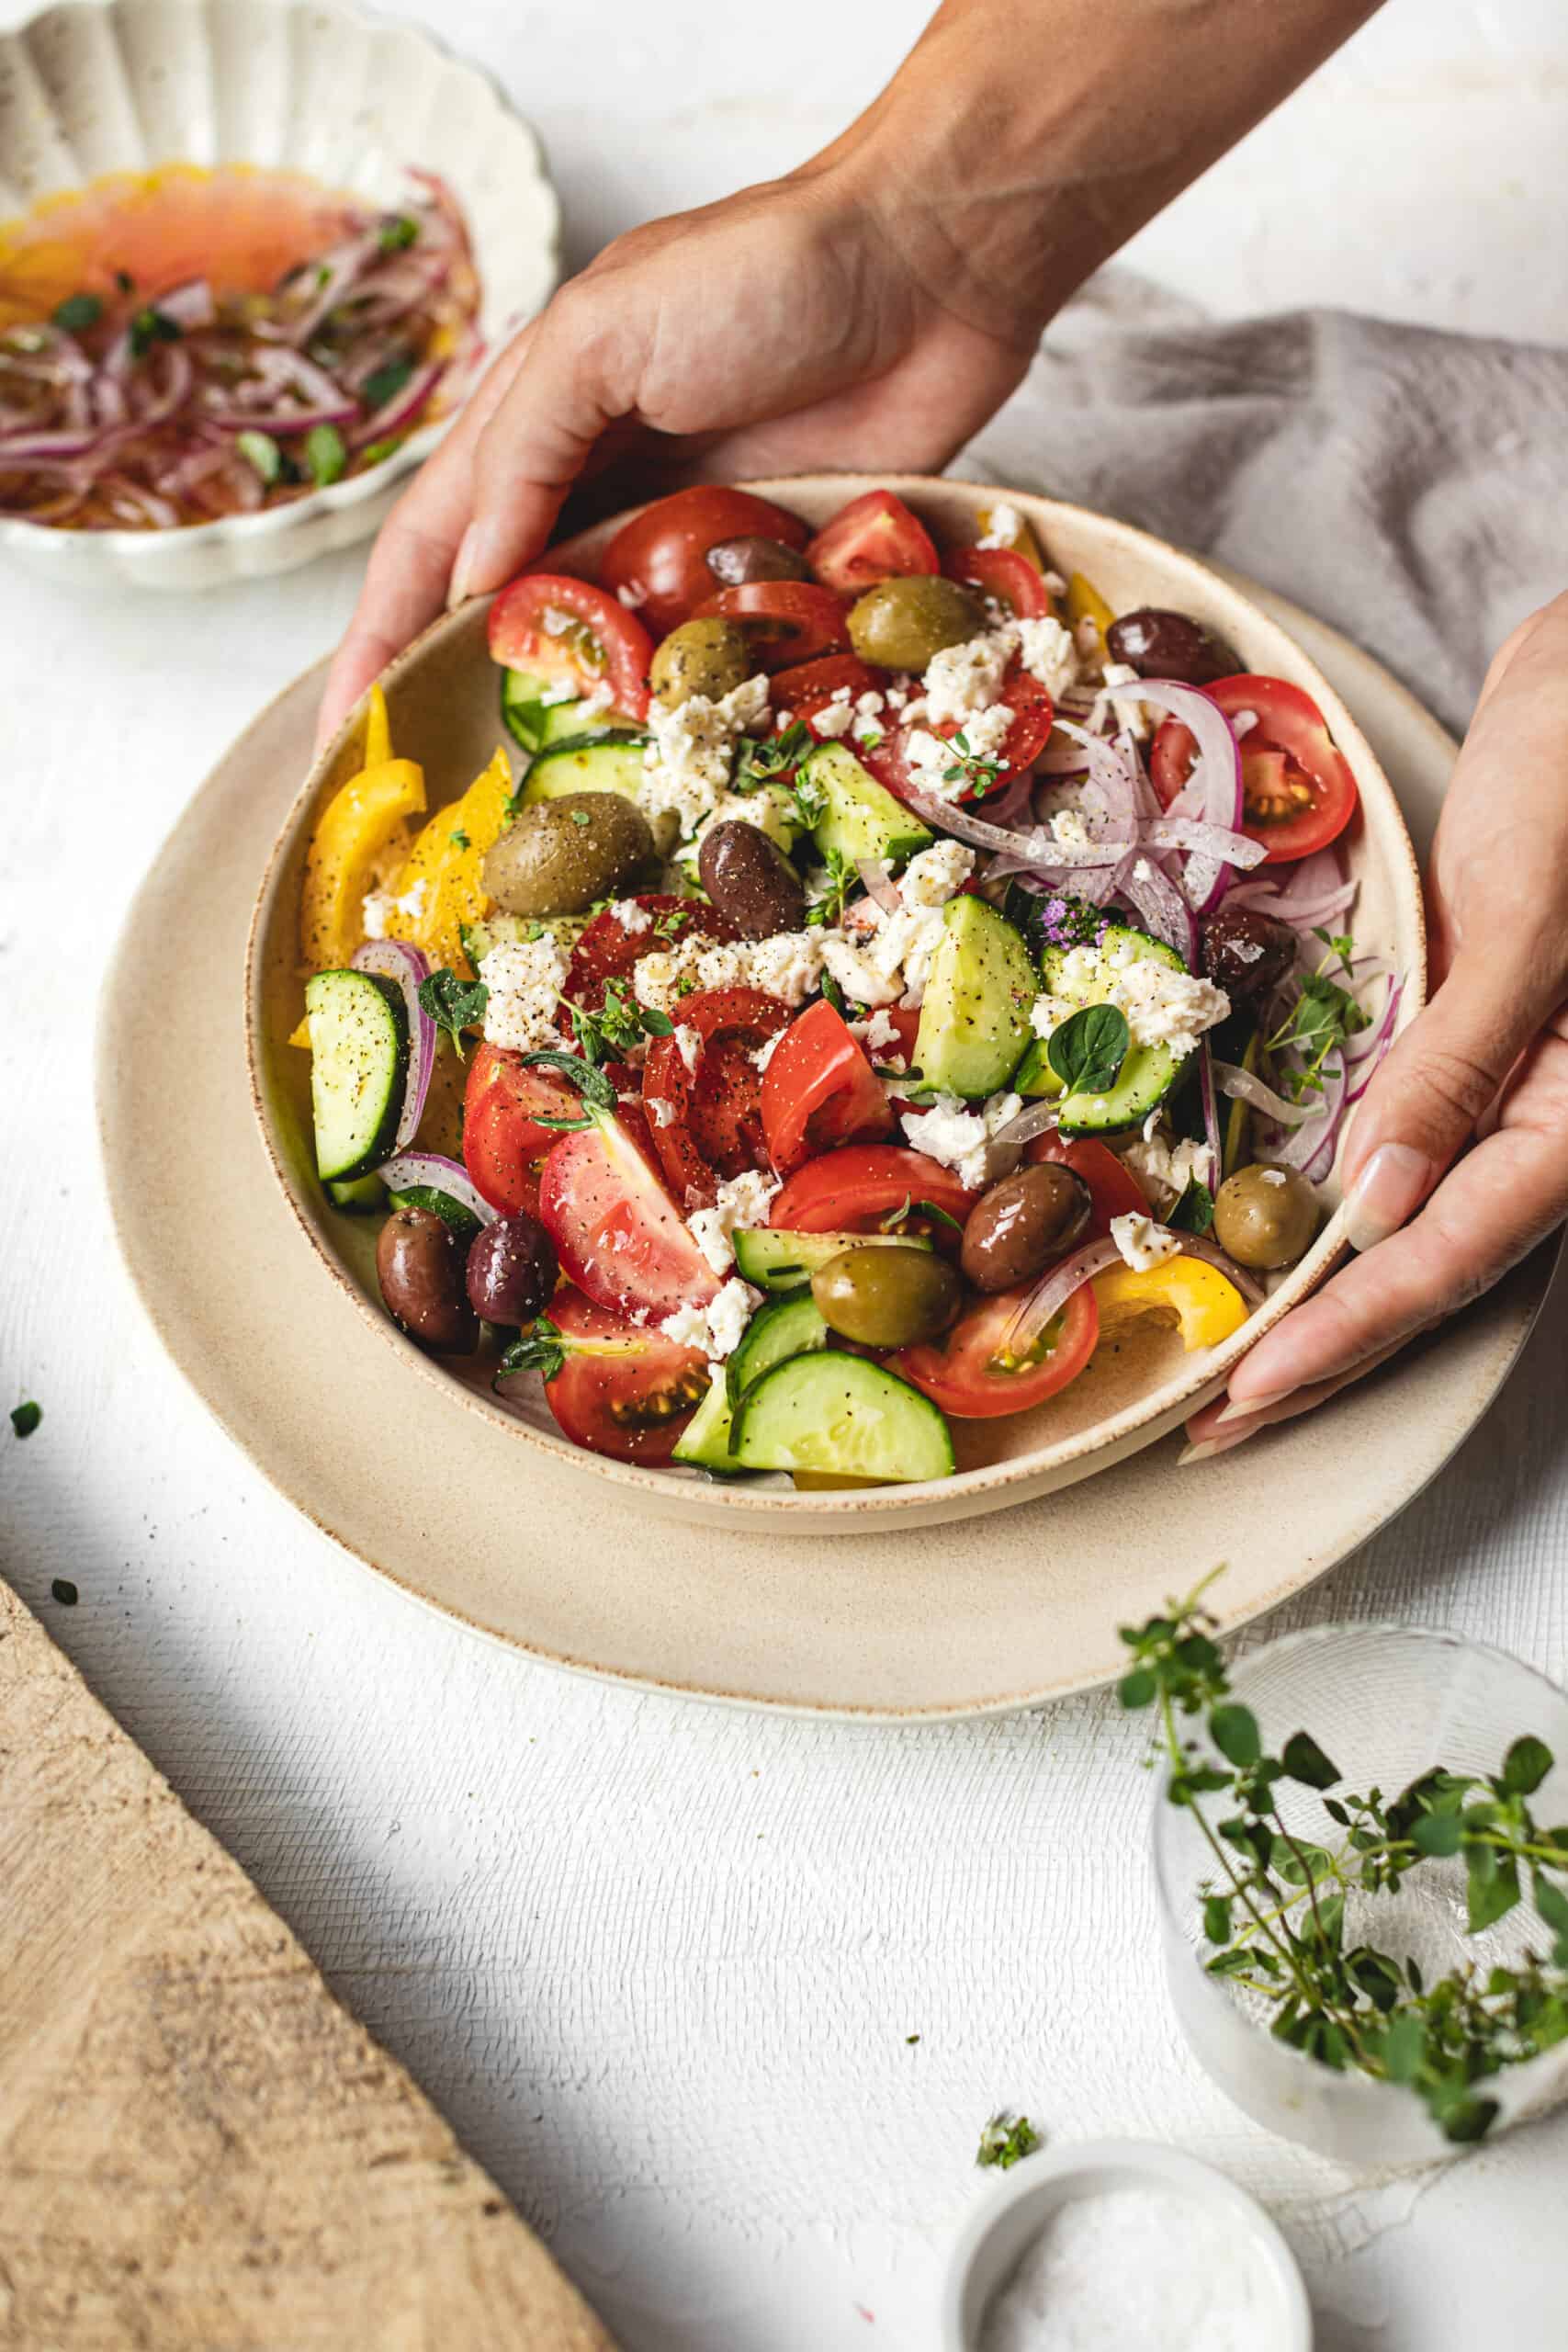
(0, 0, 558, 588)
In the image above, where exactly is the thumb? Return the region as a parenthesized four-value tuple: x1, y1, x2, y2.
(1339, 945, 1553, 1252)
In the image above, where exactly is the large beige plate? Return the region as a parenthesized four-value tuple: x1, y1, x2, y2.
(98, 565, 1548, 1718)
(245, 481, 1427, 1535)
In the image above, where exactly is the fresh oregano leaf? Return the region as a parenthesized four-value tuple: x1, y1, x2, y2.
(1280, 1730, 1340, 1790)
(1209, 1703, 1261, 1770)
(521, 1048, 616, 1110)
(1500, 1735, 1554, 1797)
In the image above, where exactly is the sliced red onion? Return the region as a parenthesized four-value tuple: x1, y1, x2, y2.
(1144, 814, 1267, 870)
(1122, 680, 1247, 912)
(989, 1098, 1060, 1153)
(856, 855, 902, 914)
(1051, 718, 1142, 833)
(351, 939, 436, 1150)
(1198, 1043, 1224, 1185)
(1119, 852, 1199, 964)
(1000, 1235, 1126, 1362)
(205, 398, 359, 433)
(347, 356, 446, 449)
(1211, 1060, 1310, 1125)
(378, 1152, 498, 1228)
(158, 278, 216, 331)
(0, 424, 100, 459)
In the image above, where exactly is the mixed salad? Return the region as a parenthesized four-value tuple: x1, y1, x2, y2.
(293, 484, 1402, 1487)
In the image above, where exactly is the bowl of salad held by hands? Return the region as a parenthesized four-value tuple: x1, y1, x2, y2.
(247, 477, 1424, 1530)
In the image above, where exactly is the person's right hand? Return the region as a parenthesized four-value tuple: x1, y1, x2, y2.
(314, 158, 1038, 747)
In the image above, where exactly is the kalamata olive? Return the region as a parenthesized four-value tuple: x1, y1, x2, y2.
(847, 576, 986, 673)
(696, 819, 807, 940)
(960, 1162, 1093, 1293)
(1213, 1162, 1319, 1271)
(1200, 906, 1298, 1005)
(465, 1211, 558, 1327)
(376, 1205, 478, 1351)
(1104, 607, 1239, 686)
(810, 1244, 964, 1350)
(482, 792, 654, 918)
(705, 535, 811, 589)
(649, 616, 751, 706)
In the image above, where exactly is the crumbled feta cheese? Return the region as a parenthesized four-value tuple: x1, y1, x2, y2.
(1110, 1212, 1181, 1272)
(753, 1030, 784, 1073)
(976, 501, 1022, 550)
(903, 701, 1013, 801)
(479, 935, 570, 1055)
(630, 933, 722, 1014)
(1120, 1132, 1212, 1212)
(360, 888, 392, 940)
(810, 689, 856, 739)
(674, 1023, 703, 1077)
(856, 690, 886, 717)
(921, 628, 1015, 726)
(819, 934, 901, 1009)
(1231, 936, 1264, 965)
(1050, 808, 1093, 852)
(541, 604, 577, 636)
(393, 878, 428, 920)
(861, 1006, 901, 1055)
(648, 1097, 677, 1127)
(1014, 615, 1081, 700)
(1043, 569, 1067, 597)
(1030, 992, 1075, 1039)
(774, 707, 795, 730)
(634, 929, 827, 1013)
(611, 898, 652, 935)
(660, 1276, 761, 1362)
(899, 839, 975, 907)
(685, 1168, 782, 1277)
(639, 673, 772, 839)
(900, 1090, 1022, 1191)
(1029, 952, 1230, 1062)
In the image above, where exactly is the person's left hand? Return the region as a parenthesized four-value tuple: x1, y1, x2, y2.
(1183, 589, 1568, 1464)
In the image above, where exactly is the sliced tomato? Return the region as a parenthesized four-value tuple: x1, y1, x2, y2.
(557, 894, 737, 1029)
(641, 986, 792, 1207)
(1149, 674, 1359, 864)
(768, 652, 881, 734)
(462, 1042, 583, 1216)
(693, 582, 850, 673)
(891, 1281, 1099, 1419)
(760, 1001, 895, 1178)
(535, 1285, 710, 1464)
(768, 1140, 979, 1238)
(804, 491, 939, 598)
(1025, 1134, 1148, 1235)
(945, 546, 1055, 621)
(860, 662, 1055, 805)
(537, 1105, 719, 1324)
(487, 573, 654, 721)
(598, 487, 809, 638)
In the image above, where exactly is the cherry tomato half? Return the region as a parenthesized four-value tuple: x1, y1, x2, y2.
(558, 895, 738, 1028)
(1149, 674, 1359, 865)
(945, 545, 1055, 621)
(805, 490, 939, 598)
(599, 486, 810, 638)
(760, 1001, 895, 1177)
(1025, 1135, 1148, 1236)
(693, 582, 850, 673)
(860, 662, 1055, 805)
(462, 1042, 582, 1217)
(768, 1140, 979, 1236)
(891, 1280, 1099, 1419)
(537, 1107, 718, 1325)
(533, 1285, 710, 1464)
(642, 986, 793, 1207)
(487, 573, 654, 722)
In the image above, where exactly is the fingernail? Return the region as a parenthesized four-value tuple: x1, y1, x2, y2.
(1345, 1143, 1433, 1252)
(1213, 1387, 1294, 1429)
(1178, 1430, 1256, 1467)
(448, 521, 482, 608)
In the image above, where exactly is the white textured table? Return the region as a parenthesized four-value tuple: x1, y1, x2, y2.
(5, 3, 1568, 2345)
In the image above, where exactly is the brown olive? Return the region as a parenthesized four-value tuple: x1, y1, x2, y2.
(1213, 1162, 1319, 1271)
(960, 1162, 1093, 1293)
(696, 819, 807, 940)
(1200, 906, 1298, 1005)
(810, 1245, 964, 1350)
(705, 535, 811, 588)
(376, 1205, 478, 1351)
(482, 792, 654, 918)
(1105, 607, 1239, 686)
(465, 1211, 558, 1327)
(649, 616, 751, 706)
(847, 576, 985, 673)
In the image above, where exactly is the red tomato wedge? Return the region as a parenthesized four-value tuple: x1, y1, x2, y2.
(769, 652, 881, 738)
(945, 545, 1055, 621)
(537, 1106, 719, 1323)
(859, 662, 1055, 805)
(462, 1043, 583, 1217)
(1149, 674, 1359, 864)
(693, 582, 850, 673)
(891, 1281, 1099, 1419)
(599, 486, 810, 638)
(768, 1141, 979, 1237)
(760, 1001, 895, 1177)
(1025, 1135, 1148, 1235)
(558, 895, 738, 1027)
(530, 1286, 710, 1464)
(487, 573, 654, 721)
(804, 490, 939, 597)
(642, 986, 793, 1207)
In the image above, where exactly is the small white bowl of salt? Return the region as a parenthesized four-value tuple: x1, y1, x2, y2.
(941, 2137, 1312, 2352)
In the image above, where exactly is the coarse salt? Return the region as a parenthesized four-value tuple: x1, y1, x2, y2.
(978, 2183, 1280, 2352)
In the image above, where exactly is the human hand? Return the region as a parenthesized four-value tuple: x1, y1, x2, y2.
(1184, 591, 1568, 1462)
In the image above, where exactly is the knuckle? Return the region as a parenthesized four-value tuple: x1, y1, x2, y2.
(1405, 1043, 1502, 1133)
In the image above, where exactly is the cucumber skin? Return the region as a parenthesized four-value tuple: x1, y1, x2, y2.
(518, 731, 651, 806)
(502, 669, 624, 755)
(671, 1368, 743, 1473)
(914, 894, 1036, 1101)
(731, 1227, 932, 1292)
(725, 1291, 829, 1410)
(305, 968, 409, 1183)
(800, 741, 932, 869)
(729, 1353, 954, 1483)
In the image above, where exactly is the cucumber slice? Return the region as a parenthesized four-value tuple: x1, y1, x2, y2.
(914, 893, 1036, 1099)
(326, 1171, 386, 1213)
(671, 1366, 745, 1473)
(519, 731, 651, 806)
(305, 968, 409, 1182)
(731, 1227, 932, 1294)
(730, 1354, 954, 1483)
(725, 1290, 829, 1408)
(460, 910, 592, 967)
(799, 741, 932, 869)
(1017, 922, 1188, 1134)
(387, 1184, 482, 1241)
(502, 668, 628, 755)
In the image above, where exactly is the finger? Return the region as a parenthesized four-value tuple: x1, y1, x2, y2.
(1179, 1339, 1411, 1462)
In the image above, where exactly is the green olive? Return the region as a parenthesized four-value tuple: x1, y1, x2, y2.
(480, 792, 654, 917)
(649, 616, 750, 706)
(847, 576, 986, 673)
(810, 1244, 964, 1350)
(1213, 1162, 1319, 1271)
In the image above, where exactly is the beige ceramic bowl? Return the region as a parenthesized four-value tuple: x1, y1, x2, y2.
(246, 476, 1426, 1534)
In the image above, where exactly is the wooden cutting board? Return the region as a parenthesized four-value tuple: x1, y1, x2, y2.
(0, 1582, 616, 2351)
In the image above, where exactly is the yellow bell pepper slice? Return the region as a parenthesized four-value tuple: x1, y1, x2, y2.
(1065, 570, 1117, 651)
(1092, 1257, 1248, 1352)
(299, 753, 427, 972)
(362, 680, 393, 771)
(976, 502, 1046, 571)
(384, 744, 513, 978)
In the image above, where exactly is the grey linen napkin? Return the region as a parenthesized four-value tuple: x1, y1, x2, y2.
(965, 274, 1567, 738)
